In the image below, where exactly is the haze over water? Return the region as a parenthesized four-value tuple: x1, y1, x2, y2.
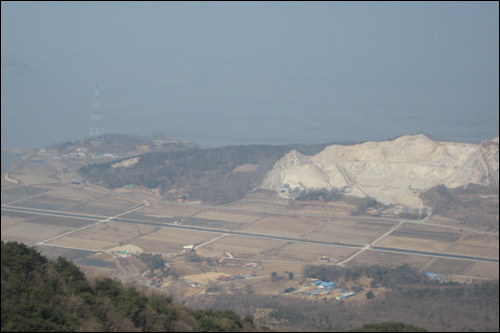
(2, 2, 498, 149)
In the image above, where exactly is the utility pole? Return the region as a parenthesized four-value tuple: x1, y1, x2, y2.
(90, 84, 103, 136)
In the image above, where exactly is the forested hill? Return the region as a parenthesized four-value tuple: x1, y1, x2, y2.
(78, 142, 350, 204)
(0, 241, 260, 332)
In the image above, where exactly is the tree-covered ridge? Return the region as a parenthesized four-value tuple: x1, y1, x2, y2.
(1, 241, 259, 332)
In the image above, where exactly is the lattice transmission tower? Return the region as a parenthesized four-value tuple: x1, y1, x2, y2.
(90, 84, 103, 136)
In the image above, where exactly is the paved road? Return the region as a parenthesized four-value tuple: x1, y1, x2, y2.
(2, 205, 497, 263)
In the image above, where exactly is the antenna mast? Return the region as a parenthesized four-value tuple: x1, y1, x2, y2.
(90, 84, 103, 136)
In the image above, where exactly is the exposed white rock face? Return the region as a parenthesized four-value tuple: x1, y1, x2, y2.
(261, 134, 499, 208)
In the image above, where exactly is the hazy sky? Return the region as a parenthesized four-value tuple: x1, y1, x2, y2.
(2, 1, 499, 148)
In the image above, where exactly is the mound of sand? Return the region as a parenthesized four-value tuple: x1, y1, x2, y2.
(261, 134, 499, 208)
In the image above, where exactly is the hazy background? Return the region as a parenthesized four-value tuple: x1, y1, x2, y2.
(2, 1, 498, 149)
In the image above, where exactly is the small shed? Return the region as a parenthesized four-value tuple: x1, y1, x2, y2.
(312, 280, 322, 286)
(426, 272, 438, 278)
(342, 292, 356, 299)
(218, 275, 230, 282)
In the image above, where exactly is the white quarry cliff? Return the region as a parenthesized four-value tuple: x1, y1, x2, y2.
(261, 134, 499, 208)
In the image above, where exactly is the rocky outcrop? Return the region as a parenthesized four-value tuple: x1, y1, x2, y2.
(261, 134, 499, 208)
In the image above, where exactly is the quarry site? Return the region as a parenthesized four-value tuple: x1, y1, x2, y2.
(1, 134, 498, 305)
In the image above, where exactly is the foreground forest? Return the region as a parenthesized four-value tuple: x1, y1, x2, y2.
(1, 241, 259, 332)
(1, 241, 497, 332)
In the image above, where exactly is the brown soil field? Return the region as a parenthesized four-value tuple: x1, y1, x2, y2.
(182, 272, 231, 284)
(376, 235, 454, 253)
(424, 258, 474, 275)
(44, 186, 100, 201)
(46, 237, 115, 250)
(45, 222, 159, 250)
(2, 222, 74, 245)
(347, 249, 433, 269)
(205, 235, 287, 259)
(376, 224, 468, 254)
(304, 219, 395, 245)
(140, 204, 204, 217)
(10, 199, 77, 211)
(262, 242, 358, 263)
(27, 215, 97, 228)
(1, 211, 39, 229)
(36, 244, 97, 261)
(11, 165, 61, 185)
(62, 198, 139, 216)
(131, 228, 222, 254)
(448, 233, 499, 258)
(182, 218, 244, 230)
(1, 186, 56, 204)
(192, 211, 256, 223)
(463, 262, 499, 279)
(120, 211, 178, 224)
(239, 216, 325, 238)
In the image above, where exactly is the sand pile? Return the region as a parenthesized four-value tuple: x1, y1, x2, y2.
(261, 134, 499, 208)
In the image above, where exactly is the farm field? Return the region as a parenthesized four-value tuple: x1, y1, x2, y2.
(10, 164, 60, 185)
(424, 258, 474, 275)
(61, 197, 139, 216)
(377, 224, 499, 258)
(347, 249, 433, 269)
(139, 203, 204, 217)
(239, 216, 325, 238)
(44, 221, 159, 250)
(204, 235, 287, 259)
(304, 219, 397, 245)
(261, 242, 358, 263)
(463, 262, 499, 279)
(1, 185, 57, 204)
(1, 210, 40, 228)
(192, 211, 257, 223)
(2, 221, 74, 245)
(130, 227, 222, 254)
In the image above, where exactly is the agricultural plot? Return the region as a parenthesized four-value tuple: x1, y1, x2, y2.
(36, 244, 97, 261)
(77, 257, 118, 269)
(27, 215, 96, 229)
(463, 262, 499, 279)
(2, 221, 75, 245)
(9, 194, 81, 211)
(347, 249, 433, 269)
(131, 227, 222, 254)
(376, 224, 463, 253)
(137, 203, 204, 218)
(183, 218, 244, 230)
(205, 235, 287, 259)
(1, 210, 40, 229)
(44, 221, 159, 251)
(239, 216, 325, 238)
(1, 185, 56, 204)
(304, 219, 396, 245)
(62, 197, 139, 217)
(444, 233, 499, 258)
(119, 211, 178, 224)
(425, 258, 474, 275)
(261, 242, 358, 263)
(192, 211, 256, 223)
(44, 187, 99, 202)
(10, 165, 60, 185)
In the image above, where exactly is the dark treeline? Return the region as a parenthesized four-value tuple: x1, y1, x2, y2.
(186, 264, 499, 332)
(420, 184, 499, 231)
(1, 241, 260, 332)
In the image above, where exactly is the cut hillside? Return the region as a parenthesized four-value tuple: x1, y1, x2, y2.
(261, 134, 499, 208)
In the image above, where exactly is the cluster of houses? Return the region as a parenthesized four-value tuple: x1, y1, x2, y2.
(294, 279, 363, 300)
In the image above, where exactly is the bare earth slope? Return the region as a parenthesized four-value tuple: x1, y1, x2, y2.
(261, 134, 499, 208)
